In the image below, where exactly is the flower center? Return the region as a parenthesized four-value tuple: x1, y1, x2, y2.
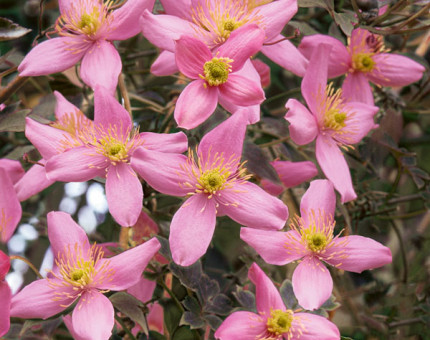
(305, 230, 328, 252)
(198, 168, 230, 194)
(324, 108, 347, 131)
(203, 57, 232, 86)
(317, 83, 351, 133)
(77, 11, 101, 36)
(352, 53, 375, 72)
(266, 309, 293, 336)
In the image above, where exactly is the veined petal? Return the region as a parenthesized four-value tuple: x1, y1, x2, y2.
(214, 311, 266, 339)
(150, 50, 179, 76)
(342, 72, 374, 105)
(139, 131, 188, 153)
(169, 195, 217, 266)
(220, 182, 288, 230)
(292, 257, 332, 310)
(98, 238, 160, 290)
(174, 80, 218, 129)
(323, 235, 392, 273)
(53, 91, 82, 120)
(18, 37, 87, 76)
(160, 0, 192, 18)
(175, 36, 211, 79)
(219, 74, 265, 106)
(271, 160, 318, 188)
(292, 313, 340, 339)
(284, 99, 318, 145)
(131, 148, 189, 196)
(80, 41, 121, 94)
(300, 180, 336, 225)
(0, 159, 24, 184)
(315, 135, 357, 203)
(259, 0, 297, 41)
(249, 263, 285, 316)
(63, 315, 86, 340)
(127, 276, 157, 303)
(0, 282, 11, 337)
(14, 163, 55, 201)
(72, 291, 114, 340)
(240, 228, 304, 265)
(0, 168, 21, 243)
(106, 164, 142, 227)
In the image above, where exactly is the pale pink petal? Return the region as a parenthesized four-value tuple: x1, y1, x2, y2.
(174, 79, 218, 129)
(316, 135, 356, 203)
(175, 36, 211, 79)
(106, 164, 142, 227)
(147, 303, 164, 334)
(141, 11, 197, 52)
(342, 72, 374, 105)
(109, 0, 156, 40)
(249, 263, 285, 316)
(169, 195, 217, 266)
(292, 257, 332, 310)
(284, 99, 318, 145)
(98, 238, 160, 290)
(0, 282, 11, 337)
(0, 168, 21, 243)
(260, 179, 284, 196)
(219, 74, 265, 106)
(240, 228, 304, 265)
(45, 147, 107, 182)
(323, 235, 392, 273)
(220, 182, 288, 230)
(139, 131, 188, 153)
(251, 59, 271, 87)
(151, 50, 179, 76)
(272, 160, 318, 188)
(58, 0, 72, 15)
(47, 211, 90, 259)
(10, 279, 70, 319)
(63, 315, 86, 340)
(18, 37, 87, 76)
(160, 0, 192, 18)
(0, 251, 10, 278)
(214, 311, 266, 339)
(368, 53, 425, 87)
(0, 159, 24, 184)
(261, 36, 308, 77)
(292, 313, 340, 339)
(218, 24, 265, 72)
(259, 0, 297, 41)
(80, 41, 121, 94)
(300, 180, 336, 224)
(14, 163, 55, 201)
(131, 148, 189, 196)
(349, 28, 374, 54)
(72, 291, 114, 340)
(299, 34, 350, 78)
(53, 91, 81, 119)
(127, 276, 157, 303)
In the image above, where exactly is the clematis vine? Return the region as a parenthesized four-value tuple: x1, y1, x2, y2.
(240, 180, 392, 310)
(10, 211, 161, 340)
(215, 262, 340, 339)
(131, 109, 289, 266)
(25, 87, 188, 227)
(0, 250, 11, 337)
(285, 44, 379, 202)
(18, 0, 156, 93)
(299, 28, 425, 104)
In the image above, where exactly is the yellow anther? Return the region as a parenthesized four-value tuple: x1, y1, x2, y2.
(266, 309, 293, 336)
(352, 53, 375, 72)
(202, 57, 232, 86)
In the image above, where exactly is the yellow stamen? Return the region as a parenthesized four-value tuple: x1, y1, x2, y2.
(201, 57, 233, 86)
(266, 309, 294, 337)
(352, 53, 375, 72)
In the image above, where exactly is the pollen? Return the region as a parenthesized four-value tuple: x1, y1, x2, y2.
(266, 309, 294, 336)
(202, 57, 233, 86)
(198, 168, 230, 194)
(352, 53, 375, 72)
(77, 11, 101, 36)
(304, 230, 328, 252)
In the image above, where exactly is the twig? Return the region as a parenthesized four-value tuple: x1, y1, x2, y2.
(0, 76, 28, 104)
(118, 73, 132, 117)
(9, 255, 43, 279)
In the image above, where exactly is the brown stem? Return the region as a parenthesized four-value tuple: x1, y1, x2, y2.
(0, 76, 28, 104)
(118, 73, 132, 117)
(9, 255, 43, 279)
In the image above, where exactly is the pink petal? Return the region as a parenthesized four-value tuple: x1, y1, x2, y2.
(368, 53, 425, 87)
(315, 135, 357, 203)
(261, 36, 308, 77)
(349, 28, 374, 54)
(248, 263, 285, 316)
(98, 238, 160, 290)
(214, 311, 266, 339)
(0, 251, 10, 278)
(139, 131, 188, 153)
(80, 41, 121, 94)
(47, 211, 90, 259)
(147, 303, 164, 334)
(240, 228, 304, 265)
(127, 276, 157, 303)
(109, 0, 156, 40)
(63, 315, 86, 340)
(72, 291, 114, 340)
(251, 59, 271, 88)
(151, 50, 179, 76)
(175, 35, 211, 79)
(45, 147, 107, 182)
(299, 34, 350, 78)
(342, 72, 374, 105)
(292, 257, 332, 310)
(0, 159, 24, 184)
(58, 0, 72, 15)
(271, 160, 318, 188)
(169, 195, 217, 266)
(174, 79, 218, 129)
(0, 168, 21, 243)
(218, 24, 265, 72)
(260, 178, 284, 196)
(160, 0, 192, 18)
(18, 37, 87, 76)
(219, 74, 265, 107)
(292, 312, 340, 339)
(106, 164, 142, 227)
(300, 180, 336, 224)
(14, 163, 55, 201)
(131, 148, 189, 196)
(53, 91, 81, 120)
(284, 99, 318, 145)
(220, 182, 288, 230)
(323, 235, 392, 273)
(259, 0, 297, 41)
(0, 282, 11, 337)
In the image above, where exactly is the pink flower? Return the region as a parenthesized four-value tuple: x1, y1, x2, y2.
(241, 180, 392, 310)
(10, 211, 161, 340)
(132, 109, 289, 266)
(285, 44, 379, 202)
(173, 24, 266, 129)
(299, 28, 425, 105)
(25, 87, 187, 227)
(215, 263, 340, 339)
(18, 0, 155, 93)
(0, 250, 11, 337)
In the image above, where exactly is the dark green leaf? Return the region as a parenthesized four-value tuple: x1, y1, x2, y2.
(161, 299, 183, 336)
(172, 326, 200, 340)
(0, 17, 31, 41)
(205, 315, 223, 331)
(183, 296, 201, 315)
(279, 279, 298, 310)
(243, 142, 281, 184)
(169, 261, 202, 291)
(298, 0, 334, 11)
(233, 286, 256, 311)
(205, 294, 232, 315)
(110, 292, 149, 335)
(0, 109, 31, 132)
(333, 11, 358, 36)
(180, 312, 205, 329)
(196, 274, 220, 302)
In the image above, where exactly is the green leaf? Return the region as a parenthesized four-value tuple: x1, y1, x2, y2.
(243, 142, 281, 184)
(279, 279, 298, 310)
(172, 326, 200, 340)
(233, 286, 256, 311)
(169, 261, 203, 291)
(183, 296, 202, 315)
(0, 17, 31, 42)
(205, 314, 223, 331)
(161, 299, 183, 336)
(0, 108, 31, 132)
(204, 294, 232, 315)
(110, 292, 149, 335)
(298, 0, 334, 11)
(334, 11, 358, 36)
(180, 311, 205, 329)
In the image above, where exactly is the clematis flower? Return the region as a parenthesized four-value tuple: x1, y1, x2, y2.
(0, 166, 22, 243)
(173, 24, 266, 129)
(299, 28, 425, 104)
(240, 180, 392, 310)
(10, 211, 161, 340)
(0, 250, 11, 337)
(142, 0, 308, 77)
(132, 109, 289, 266)
(285, 44, 379, 202)
(215, 262, 340, 339)
(18, 0, 155, 93)
(25, 87, 188, 227)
